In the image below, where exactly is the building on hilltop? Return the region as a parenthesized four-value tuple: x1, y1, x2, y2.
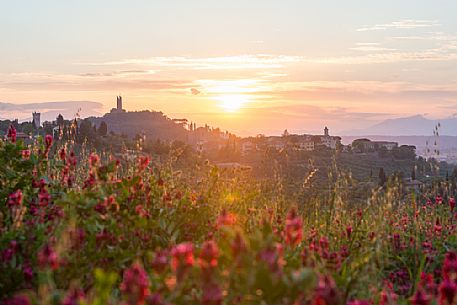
(352, 138, 398, 153)
(32, 112, 41, 129)
(314, 127, 341, 150)
(111, 96, 126, 113)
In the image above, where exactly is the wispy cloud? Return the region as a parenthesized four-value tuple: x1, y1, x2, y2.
(78, 55, 304, 70)
(357, 19, 441, 32)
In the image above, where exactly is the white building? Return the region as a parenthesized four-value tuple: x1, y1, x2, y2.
(317, 127, 341, 150)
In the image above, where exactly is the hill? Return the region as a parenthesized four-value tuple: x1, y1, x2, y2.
(344, 115, 457, 136)
(88, 110, 189, 141)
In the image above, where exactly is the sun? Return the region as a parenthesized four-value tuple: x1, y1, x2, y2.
(217, 94, 248, 112)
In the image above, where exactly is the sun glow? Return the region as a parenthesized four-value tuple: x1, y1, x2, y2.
(217, 94, 249, 112)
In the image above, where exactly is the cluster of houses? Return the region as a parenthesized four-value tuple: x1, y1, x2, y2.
(240, 127, 342, 155)
(238, 128, 404, 156)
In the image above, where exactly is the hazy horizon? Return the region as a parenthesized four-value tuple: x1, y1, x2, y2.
(1, 1, 457, 135)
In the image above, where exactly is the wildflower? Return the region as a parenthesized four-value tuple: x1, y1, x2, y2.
(393, 233, 401, 250)
(439, 278, 457, 305)
(348, 300, 371, 305)
(135, 205, 149, 218)
(152, 249, 169, 273)
(216, 209, 236, 228)
(89, 153, 99, 166)
(62, 287, 85, 305)
(7, 190, 23, 207)
(231, 232, 247, 258)
(436, 195, 443, 204)
(38, 187, 51, 207)
(319, 236, 329, 251)
(120, 262, 150, 305)
(59, 148, 66, 161)
(419, 273, 436, 295)
(146, 294, 170, 305)
(312, 275, 340, 305)
(22, 262, 33, 282)
(434, 218, 443, 234)
(7, 124, 17, 143)
(199, 240, 219, 270)
(83, 172, 97, 189)
(346, 226, 353, 239)
(38, 244, 59, 270)
(449, 198, 456, 212)
(443, 252, 457, 281)
(45, 134, 53, 147)
(171, 242, 194, 281)
(21, 150, 31, 159)
(410, 289, 430, 305)
(258, 243, 284, 274)
(2, 295, 31, 305)
(285, 207, 303, 247)
(138, 156, 150, 171)
(201, 282, 223, 305)
(379, 284, 398, 305)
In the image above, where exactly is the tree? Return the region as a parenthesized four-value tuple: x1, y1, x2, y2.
(378, 167, 387, 187)
(98, 121, 108, 136)
(56, 114, 64, 127)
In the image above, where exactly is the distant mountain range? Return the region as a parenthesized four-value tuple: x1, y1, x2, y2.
(343, 115, 456, 136)
(0, 101, 103, 122)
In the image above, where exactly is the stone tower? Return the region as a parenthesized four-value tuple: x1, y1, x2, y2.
(116, 96, 123, 111)
(32, 112, 41, 129)
(324, 126, 329, 137)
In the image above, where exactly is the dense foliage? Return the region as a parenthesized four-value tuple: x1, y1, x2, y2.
(1, 125, 457, 305)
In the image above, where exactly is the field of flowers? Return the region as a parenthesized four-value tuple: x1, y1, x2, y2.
(1, 125, 457, 305)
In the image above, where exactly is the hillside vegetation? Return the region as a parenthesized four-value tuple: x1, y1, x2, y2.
(1, 126, 457, 305)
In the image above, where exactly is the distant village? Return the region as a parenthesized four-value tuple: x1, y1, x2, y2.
(1, 96, 416, 159)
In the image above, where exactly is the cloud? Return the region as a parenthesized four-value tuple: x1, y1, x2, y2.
(357, 19, 441, 32)
(78, 54, 304, 70)
(190, 88, 201, 95)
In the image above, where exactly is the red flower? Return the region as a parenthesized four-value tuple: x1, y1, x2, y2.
(439, 278, 457, 305)
(450, 198, 456, 212)
(152, 250, 169, 273)
(436, 195, 443, 204)
(201, 282, 223, 305)
(443, 252, 457, 280)
(59, 148, 66, 161)
(312, 275, 340, 305)
(171, 242, 194, 281)
(410, 290, 430, 305)
(45, 134, 53, 147)
(199, 240, 219, 273)
(7, 190, 23, 207)
(38, 187, 51, 207)
(419, 273, 436, 295)
(434, 218, 443, 234)
(7, 124, 17, 143)
(89, 153, 99, 167)
(38, 244, 59, 270)
(346, 226, 353, 239)
(21, 150, 31, 159)
(285, 207, 303, 247)
(348, 300, 371, 305)
(138, 156, 150, 171)
(2, 295, 31, 305)
(231, 232, 247, 258)
(216, 209, 236, 228)
(120, 262, 150, 305)
(62, 287, 85, 305)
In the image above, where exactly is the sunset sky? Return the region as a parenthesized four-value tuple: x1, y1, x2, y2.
(1, 0, 457, 135)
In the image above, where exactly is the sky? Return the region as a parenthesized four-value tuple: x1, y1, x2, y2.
(1, 0, 457, 135)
